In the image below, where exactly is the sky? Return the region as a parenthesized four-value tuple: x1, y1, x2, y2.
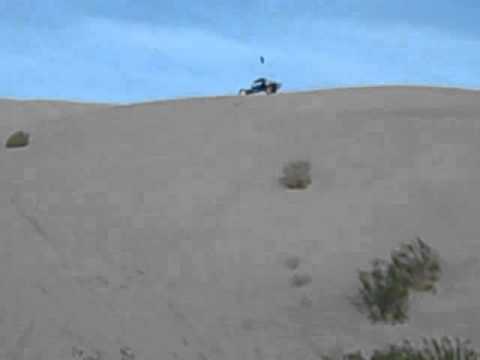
(1, 1, 480, 103)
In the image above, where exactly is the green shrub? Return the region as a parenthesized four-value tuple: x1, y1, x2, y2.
(322, 336, 480, 360)
(289, 272, 312, 288)
(322, 350, 368, 360)
(351, 258, 411, 324)
(120, 346, 135, 360)
(390, 237, 441, 294)
(5, 130, 30, 148)
(372, 337, 479, 360)
(284, 255, 301, 270)
(351, 237, 442, 324)
(279, 160, 311, 189)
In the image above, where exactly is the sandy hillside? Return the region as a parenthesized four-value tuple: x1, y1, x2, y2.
(1, 86, 480, 360)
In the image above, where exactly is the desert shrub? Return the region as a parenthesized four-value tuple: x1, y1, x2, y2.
(5, 130, 30, 148)
(322, 350, 368, 360)
(322, 336, 480, 360)
(351, 237, 442, 324)
(120, 346, 135, 360)
(72, 345, 101, 360)
(289, 272, 313, 288)
(389, 237, 441, 294)
(371, 337, 479, 360)
(284, 255, 301, 270)
(279, 160, 311, 189)
(351, 258, 411, 324)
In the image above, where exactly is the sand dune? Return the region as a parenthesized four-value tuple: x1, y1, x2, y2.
(2, 86, 480, 359)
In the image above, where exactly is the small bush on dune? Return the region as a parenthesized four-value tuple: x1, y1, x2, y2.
(372, 337, 479, 360)
(351, 237, 442, 324)
(289, 272, 312, 288)
(351, 258, 411, 324)
(322, 336, 480, 360)
(5, 130, 30, 148)
(120, 346, 135, 360)
(322, 350, 368, 360)
(284, 255, 301, 270)
(280, 160, 311, 189)
(390, 237, 441, 294)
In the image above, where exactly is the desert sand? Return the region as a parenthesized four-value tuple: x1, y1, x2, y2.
(1, 86, 480, 360)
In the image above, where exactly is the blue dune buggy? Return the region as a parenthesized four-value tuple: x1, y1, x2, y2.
(239, 78, 282, 96)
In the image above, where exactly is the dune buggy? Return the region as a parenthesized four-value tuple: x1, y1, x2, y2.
(239, 78, 282, 96)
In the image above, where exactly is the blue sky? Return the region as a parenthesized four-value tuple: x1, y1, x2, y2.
(1, 1, 480, 103)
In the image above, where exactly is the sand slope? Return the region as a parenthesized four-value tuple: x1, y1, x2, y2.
(1, 86, 480, 359)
